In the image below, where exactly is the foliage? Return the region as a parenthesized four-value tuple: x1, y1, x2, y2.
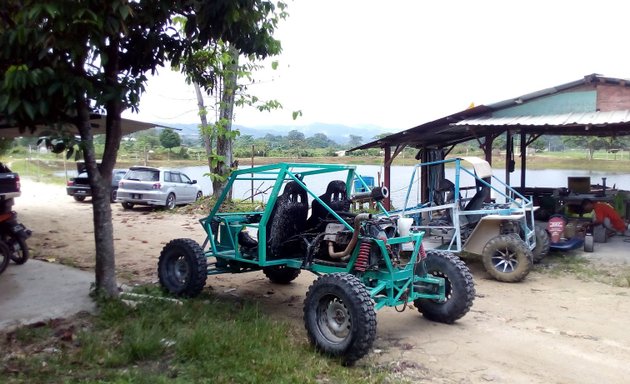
(348, 134, 364, 148)
(562, 136, 613, 160)
(0, 0, 297, 297)
(159, 128, 182, 150)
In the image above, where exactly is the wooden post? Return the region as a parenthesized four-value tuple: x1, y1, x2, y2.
(520, 130, 526, 188)
(484, 134, 493, 165)
(251, 145, 255, 203)
(505, 130, 512, 187)
(384, 146, 391, 210)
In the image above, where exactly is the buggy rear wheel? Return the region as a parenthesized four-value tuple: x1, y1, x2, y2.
(121, 202, 134, 210)
(263, 265, 301, 284)
(482, 234, 532, 282)
(73, 195, 86, 202)
(158, 238, 207, 297)
(532, 225, 550, 263)
(414, 251, 475, 324)
(303, 273, 376, 366)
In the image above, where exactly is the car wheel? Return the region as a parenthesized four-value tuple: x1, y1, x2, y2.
(165, 193, 176, 210)
(196, 191, 203, 201)
(122, 202, 134, 210)
(73, 195, 86, 202)
(110, 188, 118, 203)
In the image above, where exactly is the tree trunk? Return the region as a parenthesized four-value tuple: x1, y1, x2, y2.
(194, 82, 214, 173)
(83, 37, 123, 299)
(212, 46, 239, 198)
(75, 95, 118, 298)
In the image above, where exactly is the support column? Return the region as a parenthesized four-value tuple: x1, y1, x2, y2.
(505, 130, 512, 187)
(484, 134, 493, 165)
(520, 129, 526, 188)
(384, 146, 391, 210)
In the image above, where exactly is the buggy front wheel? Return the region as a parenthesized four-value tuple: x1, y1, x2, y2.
(482, 235, 532, 283)
(414, 250, 475, 324)
(158, 238, 207, 297)
(303, 273, 376, 365)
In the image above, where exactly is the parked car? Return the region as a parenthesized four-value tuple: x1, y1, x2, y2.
(116, 166, 203, 210)
(66, 168, 128, 203)
(0, 162, 21, 200)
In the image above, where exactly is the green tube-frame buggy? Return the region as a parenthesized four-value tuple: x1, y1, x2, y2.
(158, 163, 475, 364)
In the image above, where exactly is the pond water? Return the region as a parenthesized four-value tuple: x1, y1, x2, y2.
(179, 164, 630, 208)
(61, 162, 629, 208)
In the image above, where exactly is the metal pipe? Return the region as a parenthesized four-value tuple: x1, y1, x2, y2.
(328, 213, 372, 260)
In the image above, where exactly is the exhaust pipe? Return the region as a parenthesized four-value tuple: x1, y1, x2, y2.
(328, 213, 372, 260)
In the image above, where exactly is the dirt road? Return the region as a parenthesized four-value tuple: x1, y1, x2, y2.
(16, 179, 630, 383)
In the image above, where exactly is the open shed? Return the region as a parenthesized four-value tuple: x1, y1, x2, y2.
(351, 74, 630, 209)
(0, 113, 166, 139)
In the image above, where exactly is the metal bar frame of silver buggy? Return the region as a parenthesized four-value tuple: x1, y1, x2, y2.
(398, 158, 536, 253)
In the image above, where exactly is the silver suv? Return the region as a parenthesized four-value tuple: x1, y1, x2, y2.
(117, 166, 203, 210)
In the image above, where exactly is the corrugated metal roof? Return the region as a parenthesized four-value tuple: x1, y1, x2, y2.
(454, 110, 630, 127)
(350, 74, 630, 151)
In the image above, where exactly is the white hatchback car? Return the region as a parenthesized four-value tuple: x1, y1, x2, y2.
(116, 166, 203, 210)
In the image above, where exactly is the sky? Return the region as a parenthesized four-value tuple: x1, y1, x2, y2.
(122, 0, 630, 134)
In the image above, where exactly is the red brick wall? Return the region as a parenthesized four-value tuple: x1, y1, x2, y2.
(596, 84, 630, 111)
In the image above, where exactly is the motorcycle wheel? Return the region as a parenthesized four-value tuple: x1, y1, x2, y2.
(4, 234, 29, 264)
(0, 241, 10, 274)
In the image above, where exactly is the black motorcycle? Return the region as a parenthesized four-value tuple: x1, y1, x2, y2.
(0, 198, 31, 266)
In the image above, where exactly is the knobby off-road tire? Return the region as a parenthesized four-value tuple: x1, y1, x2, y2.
(303, 273, 377, 366)
(482, 234, 533, 283)
(532, 224, 551, 263)
(263, 265, 301, 284)
(158, 238, 207, 297)
(6, 234, 28, 264)
(73, 195, 86, 202)
(0, 241, 10, 274)
(414, 251, 475, 324)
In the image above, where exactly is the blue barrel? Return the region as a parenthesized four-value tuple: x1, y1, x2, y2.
(354, 176, 375, 193)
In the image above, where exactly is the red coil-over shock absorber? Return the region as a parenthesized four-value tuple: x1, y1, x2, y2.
(355, 240, 371, 272)
(419, 243, 427, 260)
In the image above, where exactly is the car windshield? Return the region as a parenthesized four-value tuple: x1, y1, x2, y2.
(126, 169, 159, 182)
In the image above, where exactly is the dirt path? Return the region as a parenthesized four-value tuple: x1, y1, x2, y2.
(16, 179, 630, 383)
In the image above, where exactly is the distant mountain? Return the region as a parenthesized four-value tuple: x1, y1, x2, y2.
(164, 122, 394, 145)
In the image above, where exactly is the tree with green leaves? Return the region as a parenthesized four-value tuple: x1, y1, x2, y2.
(348, 134, 363, 148)
(0, 0, 287, 297)
(159, 128, 181, 160)
(181, 33, 286, 197)
(562, 136, 612, 160)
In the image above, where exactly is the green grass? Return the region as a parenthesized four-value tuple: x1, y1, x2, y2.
(536, 252, 630, 287)
(1, 292, 394, 384)
(5, 158, 68, 185)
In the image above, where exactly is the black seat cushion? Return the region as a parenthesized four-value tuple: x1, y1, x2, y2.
(306, 180, 350, 230)
(266, 181, 309, 258)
